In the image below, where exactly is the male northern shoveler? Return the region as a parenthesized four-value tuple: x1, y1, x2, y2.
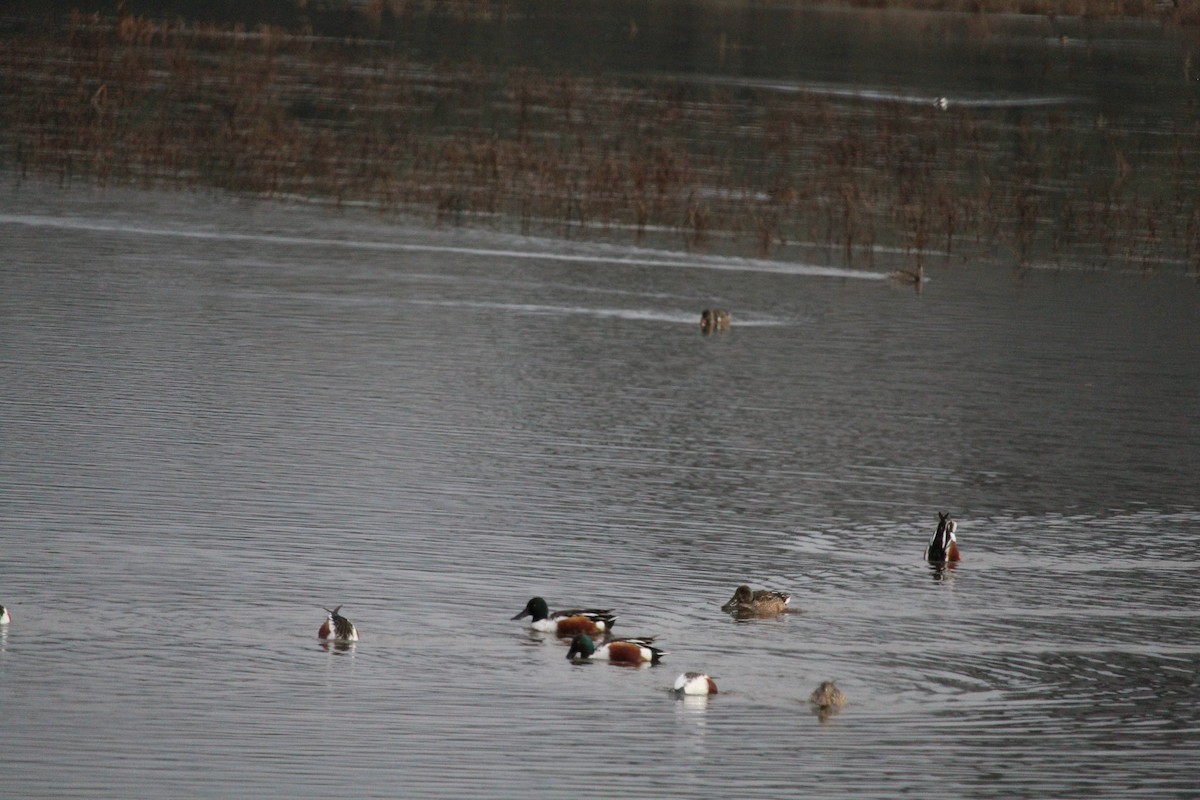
(700, 308, 731, 334)
(721, 585, 791, 616)
(924, 512, 961, 563)
(318, 605, 359, 642)
(0, 605, 9, 625)
(566, 633, 665, 665)
(809, 680, 848, 710)
(674, 672, 718, 696)
(511, 596, 616, 637)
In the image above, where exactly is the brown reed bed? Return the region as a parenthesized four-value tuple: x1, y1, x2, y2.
(2, 9, 1198, 274)
(835, 0, 1200, 29)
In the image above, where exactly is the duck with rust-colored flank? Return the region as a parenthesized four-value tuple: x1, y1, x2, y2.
(673, 672, 718, 696)
(700, 308, 731, 334)
(566, 634, 665, 665)
(924, 512, 961, 563)
(721, 585, 792, 617)
(318, 605, 359, 642)
(512, 596, 616, 637)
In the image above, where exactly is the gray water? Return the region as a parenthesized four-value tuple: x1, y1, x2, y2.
(2, 171, 1199, 798)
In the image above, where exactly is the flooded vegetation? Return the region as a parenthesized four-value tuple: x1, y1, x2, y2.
(2, 1, 1199, 274)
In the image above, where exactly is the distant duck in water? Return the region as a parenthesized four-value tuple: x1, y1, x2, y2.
(889, 266, 923, 286)
(721, 585, 792, 617)
(700, 308, 731, 334)
(924, 512, 961, 563)
(567, 633, 665, 665)
(511, 596, 616, 637)
(809, 680, 848, 711)
(0, 605, 9, 624)
(674, 672, 718, 696)
(318, 605, 359, 642)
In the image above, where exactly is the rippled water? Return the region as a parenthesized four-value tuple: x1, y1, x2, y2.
(2, 173, 1199, 799)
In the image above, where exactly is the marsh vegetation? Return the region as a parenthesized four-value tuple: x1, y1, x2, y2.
(2, 2, 1198, 275)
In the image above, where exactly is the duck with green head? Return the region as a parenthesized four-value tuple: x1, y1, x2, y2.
(512, 596, 616, 637)
(566, 633, 665, 665)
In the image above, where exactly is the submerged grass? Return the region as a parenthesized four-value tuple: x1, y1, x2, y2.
(1, 8, 1198, 275)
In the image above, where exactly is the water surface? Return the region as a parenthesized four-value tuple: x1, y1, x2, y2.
(2, 174, 1199, 798)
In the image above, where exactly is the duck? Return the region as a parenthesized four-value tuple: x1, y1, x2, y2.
(721, 585, 791, 616)
(511, 596, 616, 637)
(700, 308, 731, 334)
(809, 680, 848, 710)
(924, 512, 961, 563)
(318, 605, 359, 642)
(674, 672, 718, 695)
(566, 633, 665, 665)
(0, 605, 9, 625)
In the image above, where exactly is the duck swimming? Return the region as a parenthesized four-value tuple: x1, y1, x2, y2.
(512, 596, 616, 637)
(721, 585, 791, 616)
(809, 680, 848, 710)
(566, 633, 665, 665)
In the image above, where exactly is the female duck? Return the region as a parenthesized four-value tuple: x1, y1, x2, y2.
(567, 633, 665, 665)
(809, 680, 848, 710)
(721, 585, 791, 616)
(512, 596, 616, 637)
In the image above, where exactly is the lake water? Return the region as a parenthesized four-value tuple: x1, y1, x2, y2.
(2, 172, 1198, 798)
(3, 3, 1200, 796)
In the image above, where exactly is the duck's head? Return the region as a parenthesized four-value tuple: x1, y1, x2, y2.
(511, 596, 549, 622)
(566, 633, 596, 661)
(721, 585, 754, 611)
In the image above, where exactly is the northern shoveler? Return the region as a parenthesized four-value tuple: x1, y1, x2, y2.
(566, 633, 665, 665)
(0, 605, 9, 625)
(721, 585, 791, 616)
(674, 672, 718, 695)
(318, 605, 359, 642)
(809, 680, 848, 710)
(924, 512, 961, 563)
(700, 308, 731, 334)
(511, 596, 616, 637)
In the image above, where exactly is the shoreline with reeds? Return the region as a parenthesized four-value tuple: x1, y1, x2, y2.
(2, 7, 1198, 276)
